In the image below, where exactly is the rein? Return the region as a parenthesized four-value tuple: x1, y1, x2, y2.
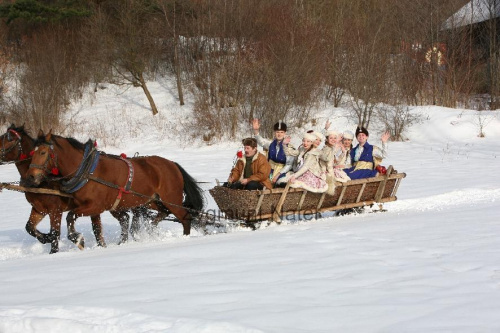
(27, 137, 207, 217)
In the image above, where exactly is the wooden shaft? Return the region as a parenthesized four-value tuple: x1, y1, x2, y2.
(0, 183, 73, 198)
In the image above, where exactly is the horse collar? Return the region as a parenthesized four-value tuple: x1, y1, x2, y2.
(60, 142, 100, 193)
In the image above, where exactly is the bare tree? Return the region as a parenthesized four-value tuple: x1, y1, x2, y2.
(90, 0, 164, 115)
(154, 0, 195, 106)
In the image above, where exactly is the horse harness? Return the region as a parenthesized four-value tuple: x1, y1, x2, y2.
(0, 129, 23, 163)
(109, 157, 134, 210)
(28, 140, 203, 216)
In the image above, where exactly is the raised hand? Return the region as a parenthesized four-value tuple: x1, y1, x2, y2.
(325, 119, 331, 130)
(381, 131, 390, 143)
(252, 118, 260, 132)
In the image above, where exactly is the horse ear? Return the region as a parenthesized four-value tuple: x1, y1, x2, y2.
(46, 129, 53, 142)
(37, 129, 45, 138)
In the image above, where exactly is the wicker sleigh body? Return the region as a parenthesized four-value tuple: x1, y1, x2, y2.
(209, 166, 406, 222)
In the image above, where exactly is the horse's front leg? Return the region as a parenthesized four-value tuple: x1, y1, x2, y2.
(48, 211, 62, 254)
(90, 215, 106, 248)
(25, 208, 52, 246)
(66, 211, 85, 250)
(110, 211, 130, 245)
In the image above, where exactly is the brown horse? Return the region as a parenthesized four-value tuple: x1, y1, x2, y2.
(0, 125, 121, 253)
(24, 130, 204, 238)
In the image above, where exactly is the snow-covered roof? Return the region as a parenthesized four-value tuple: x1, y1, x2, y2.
(442, 0, 500, 29)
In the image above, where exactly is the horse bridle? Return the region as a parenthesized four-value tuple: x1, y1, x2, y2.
(29, 142, 59, 177)
(0, 129, 23, 164)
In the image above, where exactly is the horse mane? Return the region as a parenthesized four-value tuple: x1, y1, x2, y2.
(8, 124, 31, 138)
(34, 134, 92, 152)
(64, 137, 89, 151)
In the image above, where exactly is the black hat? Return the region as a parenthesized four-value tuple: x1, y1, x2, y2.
(273, 120, 287, 132)
(242, 137, 257, 148)
(355, 126, 369, 137)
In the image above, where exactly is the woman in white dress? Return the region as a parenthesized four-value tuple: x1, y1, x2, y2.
(285, 133, 328, 193)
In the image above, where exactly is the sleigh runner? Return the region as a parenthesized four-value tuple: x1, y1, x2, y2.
(209, 166, 406, 222)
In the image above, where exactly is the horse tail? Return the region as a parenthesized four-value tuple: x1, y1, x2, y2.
(174, 162, 205, 217)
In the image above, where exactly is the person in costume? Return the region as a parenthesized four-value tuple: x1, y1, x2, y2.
(343, 126, 390, 180)
(336, 130, 355, 169)
(282, 132, 328, 193)
(320, 128, 350, 188)
(227, 138, 272, 190)
(252, 118, 295, 186)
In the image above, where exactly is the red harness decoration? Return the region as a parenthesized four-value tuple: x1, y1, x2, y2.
(110, 157, 135, 211)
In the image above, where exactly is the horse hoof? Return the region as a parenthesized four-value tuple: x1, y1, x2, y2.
(68, 233, 85, 250)
(49, 245, 59, 254)
(76, 235, 85, 250)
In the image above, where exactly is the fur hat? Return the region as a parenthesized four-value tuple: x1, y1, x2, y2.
(355, 126, 369, 137)
(343, 130, 354, 140)
(242, 137, 257, 148)
(273, 120, 287, 132)
(312, 131, 324, 141)
(303, 133, 316, 142)
(325, 130, 338, 139)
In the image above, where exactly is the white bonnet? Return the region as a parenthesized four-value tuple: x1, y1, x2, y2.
(343, 130, 354, 140)
(325, 130, 338, 138)
(312, 131, 325, 141)
(303, 133, 316, 142)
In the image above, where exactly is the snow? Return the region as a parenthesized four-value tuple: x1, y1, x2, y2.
(442, 0, 500, 29)
(1, 78, 500, 332)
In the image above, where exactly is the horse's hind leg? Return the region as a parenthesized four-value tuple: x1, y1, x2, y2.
(163, 205, 192, 236)
(90, 215, 106, 247)
(110, 210, 130, 244)
(66, 211, 85, 250)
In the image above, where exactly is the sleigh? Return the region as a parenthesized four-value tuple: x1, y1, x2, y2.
(209, 166, 406, 223)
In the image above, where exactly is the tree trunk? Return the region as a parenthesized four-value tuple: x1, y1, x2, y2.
(138, 72, 159, 116)
(174, 34, 184, 106)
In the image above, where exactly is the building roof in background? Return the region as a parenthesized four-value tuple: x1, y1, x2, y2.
(442, 0, 500, 29)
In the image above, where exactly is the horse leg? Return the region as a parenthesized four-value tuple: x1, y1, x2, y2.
(25, 208, 52, 245)
(175, 207, 193, 236)
(90, 215, 106, 247)
(178, 212, 192, 236)
(66, 211, 85, 250)
(150, 211, 168, 228)
(48, 211, 62, 254)
(130, 208, 142, 240)
(110, 210, 130, 244)
(159, 205, 191, 236)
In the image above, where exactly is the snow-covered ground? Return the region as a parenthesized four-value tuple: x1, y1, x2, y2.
(1, 79, 500, 332)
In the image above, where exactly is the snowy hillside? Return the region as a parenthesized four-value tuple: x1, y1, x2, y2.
(1, 78, 500, 332)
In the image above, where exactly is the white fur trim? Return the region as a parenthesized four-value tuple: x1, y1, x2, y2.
(304, 133, 316, 142)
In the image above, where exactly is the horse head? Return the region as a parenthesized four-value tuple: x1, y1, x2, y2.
(0, 124, 29, 163)
(25, 129, 59, 186)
